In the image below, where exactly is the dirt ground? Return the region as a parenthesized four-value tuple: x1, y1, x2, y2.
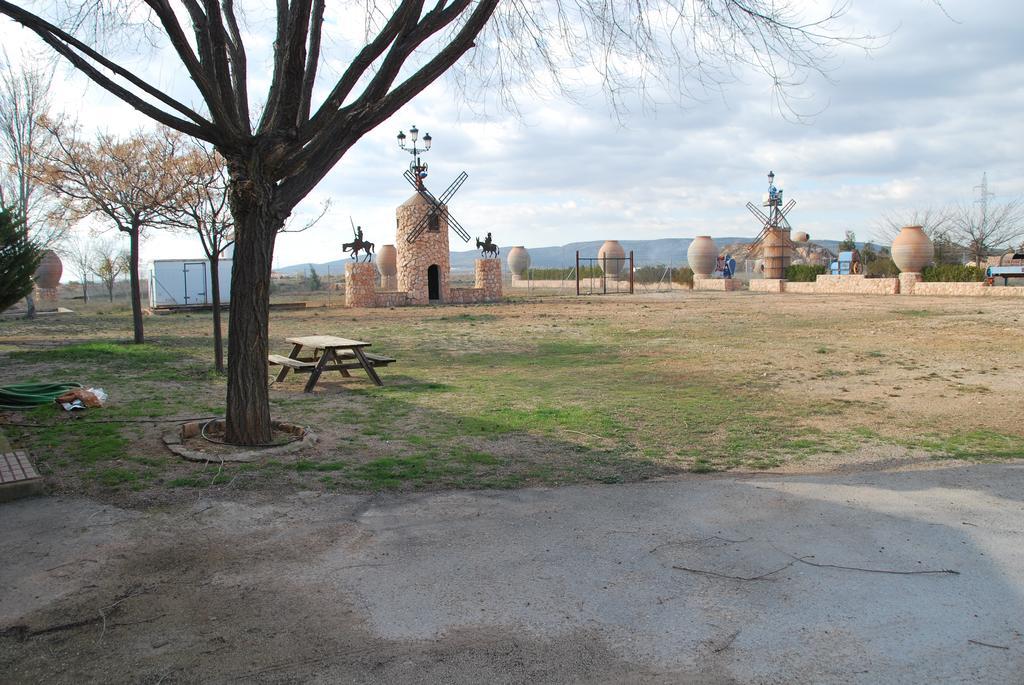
(3, 464, 1024, 683)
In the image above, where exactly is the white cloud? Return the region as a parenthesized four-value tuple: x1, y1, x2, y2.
(4, 0, 1022, 269)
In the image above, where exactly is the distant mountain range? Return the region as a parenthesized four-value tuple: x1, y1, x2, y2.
(278, 237, 866, 274)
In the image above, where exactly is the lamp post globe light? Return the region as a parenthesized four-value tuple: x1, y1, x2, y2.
(397, 125, 432, 189)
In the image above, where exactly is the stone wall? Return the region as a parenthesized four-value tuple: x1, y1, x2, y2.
(753, 271, 1024, 298)
(910, 282, 1024, 297)
(372, 291, 413, 307)
(781, 281, 816, 294)
(693, 277, 739, 291)
(446, 259, 503, 304)
(812, 275, 899, 295)
(750, 279, 785, 293)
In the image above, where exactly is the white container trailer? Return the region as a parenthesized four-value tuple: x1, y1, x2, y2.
(149, 259, 233, 308)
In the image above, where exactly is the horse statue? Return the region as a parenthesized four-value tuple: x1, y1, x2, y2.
(476, 233, 499, 259)
(343, 238, 374, 262)
(343, 225, 375, 262)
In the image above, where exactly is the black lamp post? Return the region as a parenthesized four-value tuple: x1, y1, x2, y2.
(398, 125, 432, 189)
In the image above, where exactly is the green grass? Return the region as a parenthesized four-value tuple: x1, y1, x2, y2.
(3, 295, 1021, 500)
(911, 431, 1024, 461)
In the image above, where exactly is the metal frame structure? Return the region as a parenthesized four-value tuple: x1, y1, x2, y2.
(575, 250, 635, 295)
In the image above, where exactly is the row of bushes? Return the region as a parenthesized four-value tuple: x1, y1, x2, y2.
(785, 264, 827, 282)
(921, 264, 986, 282)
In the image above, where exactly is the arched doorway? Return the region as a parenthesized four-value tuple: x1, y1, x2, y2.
(427, 264, 440, 301)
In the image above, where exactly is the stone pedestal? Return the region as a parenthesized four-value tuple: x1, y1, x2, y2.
(899, 272, 922, 295)
(345, 262, 377, 307)
(475, 259, 502, 300)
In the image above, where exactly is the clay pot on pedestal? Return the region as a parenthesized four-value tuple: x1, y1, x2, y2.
(687, 236, 717, 277)
(598, 240, 626, 278)
(891, 225, 934, 273)
(507, 246, 530, 277)
(375, 244, 397, 290)
(34, 250, 63, 289)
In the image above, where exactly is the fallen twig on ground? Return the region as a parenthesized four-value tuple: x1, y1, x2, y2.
(672, 561, 794, 581)
(788, 554, 960, 576)
(968, 639, 1009, 650)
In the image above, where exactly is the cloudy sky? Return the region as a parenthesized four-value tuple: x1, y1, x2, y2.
(3, 0, 1022, 270)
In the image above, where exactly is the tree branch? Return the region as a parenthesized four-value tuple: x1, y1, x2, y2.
(0, 0, 217, 141)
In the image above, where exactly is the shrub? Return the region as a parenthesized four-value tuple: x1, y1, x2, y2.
(671, 267, 694, 288)
(921, 264, 986, 282)
(786, 264, 826, 282)
(865, 257, 899, 278)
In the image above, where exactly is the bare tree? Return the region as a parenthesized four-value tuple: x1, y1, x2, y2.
(91, 236, 127, 302)
(952, 174, 1024, 267)
(38, 125, 184, 343)
(61, 229, 93, 302)
(873, 207, 962, 264)
(0, 52, 62, 316)
(0, 0, 880, 444)
(158, 141, 234, 373)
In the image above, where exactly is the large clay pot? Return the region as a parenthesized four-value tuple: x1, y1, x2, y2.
(792, 231, 810, 243)
(598, 240, 626, 277)
(891, 225, 934, 273)
(507, 246, 530, 277)
(687, 236, 717, 277)
(34, 250, 63, 289)
(375, 244, 398, 290)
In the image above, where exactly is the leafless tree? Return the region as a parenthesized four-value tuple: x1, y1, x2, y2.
(0, 0, 881, 444)
(91, 236, 128, 302)
(0, 52, 63, 316)
(952, 175, 1024, 267)
(873, 207, 962, 264)
(157, 141, 234, 373)
(60, 229, 93, 302)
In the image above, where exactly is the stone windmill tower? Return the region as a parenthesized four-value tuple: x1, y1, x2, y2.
(397, 192, 452, 302)
(394, 125, 471, 303)
(345, 126, 502, 307)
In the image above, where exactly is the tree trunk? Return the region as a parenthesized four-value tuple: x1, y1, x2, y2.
(82, 279, 88, 303)
(128, 225, 145, 343)
(224, 164, 282, 446)
(210, 253, 225, 374)
(25, 291, 36, 318)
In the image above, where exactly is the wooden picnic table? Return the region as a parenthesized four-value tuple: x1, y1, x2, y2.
(268, 335, 395, 392)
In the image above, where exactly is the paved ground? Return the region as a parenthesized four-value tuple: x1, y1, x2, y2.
(2, 463, 1024, 683)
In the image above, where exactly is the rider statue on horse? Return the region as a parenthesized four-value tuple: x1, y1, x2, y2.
(343, 224, 374, 262)
(476, 232, 499, 259)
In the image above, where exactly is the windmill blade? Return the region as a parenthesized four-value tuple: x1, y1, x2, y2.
(746, 202, 770, 224)
(445, 212, 471, 242)
(439, 171, 468, 203)
(780, 199, 796, 216)
(746, 225, 771, 253)
(406, 213, 433, 243)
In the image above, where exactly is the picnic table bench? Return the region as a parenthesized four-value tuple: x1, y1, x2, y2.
(269, 335, 396, 392)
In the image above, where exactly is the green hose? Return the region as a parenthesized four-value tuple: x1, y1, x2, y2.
(0, 383, 83, 410)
